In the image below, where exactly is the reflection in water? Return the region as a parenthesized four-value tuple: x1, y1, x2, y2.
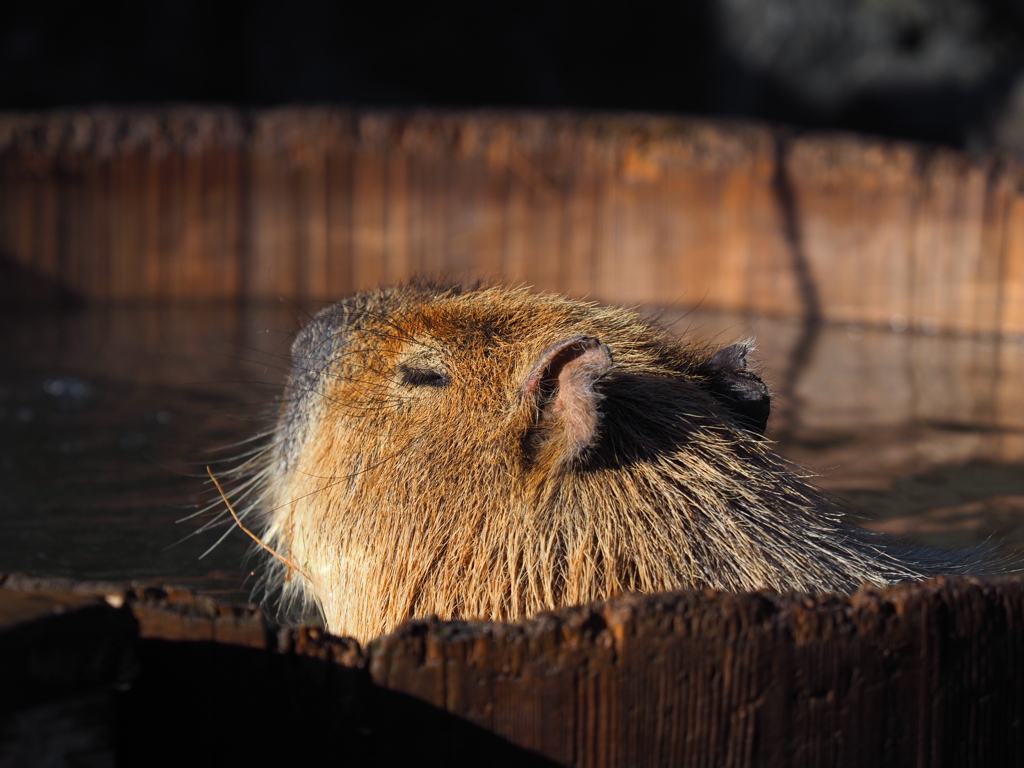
(842, 465, 1024, 552)
(1, 302, 1022, 604)
(656, 307, 1024, 556)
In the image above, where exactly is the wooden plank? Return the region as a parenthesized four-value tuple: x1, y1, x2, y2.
(419, 116, 457, 281)
(702, 160, 758, 312)
(403, 124, 429, 280)
(195, 138, 235, 301)
(384, 149, 412, 283)
(182, 124, 209, 299)
(788, 136, 918, 327)
(747, 134, 802, 318)
(60, 114, 103, 300)
(88, 141, 112, 302)
(998, 165, 1024, 336)
(299, 161, 332, 301)
(294, 112, 332, 300)
(501, 134, 535, 287)
(517, 117, 565, 294)
(157, 145, 186, 300)
(60, 113, 98, 298)
(558, 130, 600, 299)
(246, 112, 297, 299)
(974, 160, 1015, 337)
(412, 115, 452, 281)
(139, 136, 162, 299)
(32, 148, 59, 286)
(611, 139, 658, 305)
(325, 124, 355, 298)
(4, 120, 38, 280)
(351, 147, 387, 291)
(640, 122, 774, 311)
(109, 117, 155, 300)
(443, 119, 492, 285)
(476, 120, 514, 285)
(593, 134, 622, 304)
(912, 151, 995, 335)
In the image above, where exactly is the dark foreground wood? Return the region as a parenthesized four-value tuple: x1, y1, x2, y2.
(2, 573, 1022, 767)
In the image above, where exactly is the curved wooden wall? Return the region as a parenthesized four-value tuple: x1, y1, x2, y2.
(2, 108, 1024, 336)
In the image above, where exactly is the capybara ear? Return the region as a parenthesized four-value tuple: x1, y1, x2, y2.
(524, 336, 614, 456)
(698, 342, 771, 434)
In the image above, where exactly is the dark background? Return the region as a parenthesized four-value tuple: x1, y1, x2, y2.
(3, 0, 1024, 153)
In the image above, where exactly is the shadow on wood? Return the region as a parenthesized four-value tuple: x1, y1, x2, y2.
(0, 579, 556, 767)
(2, 574, 1022, 767)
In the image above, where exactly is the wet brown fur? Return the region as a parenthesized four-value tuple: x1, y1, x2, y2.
(250, 282, 984, 642)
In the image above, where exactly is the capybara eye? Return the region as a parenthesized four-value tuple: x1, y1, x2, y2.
(397, 364, 449, 388)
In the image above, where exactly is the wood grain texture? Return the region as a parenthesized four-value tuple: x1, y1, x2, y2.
(2, 574, 1023, 766)
(2, 109, 1024, 337)
(368, 577, 1024, 768)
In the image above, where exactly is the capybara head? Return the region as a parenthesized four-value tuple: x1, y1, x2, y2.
(244, 282, 982, 641)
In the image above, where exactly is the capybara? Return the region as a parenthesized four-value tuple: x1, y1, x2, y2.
(235, 282, 984, 641)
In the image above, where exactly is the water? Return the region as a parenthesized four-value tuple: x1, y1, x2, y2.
(0, 303, 302, 604)
(655, 307, 1024, 556)
(1, 302, 1022, 606)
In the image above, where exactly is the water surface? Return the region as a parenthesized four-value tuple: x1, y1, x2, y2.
(2, 302, 1021, 607)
